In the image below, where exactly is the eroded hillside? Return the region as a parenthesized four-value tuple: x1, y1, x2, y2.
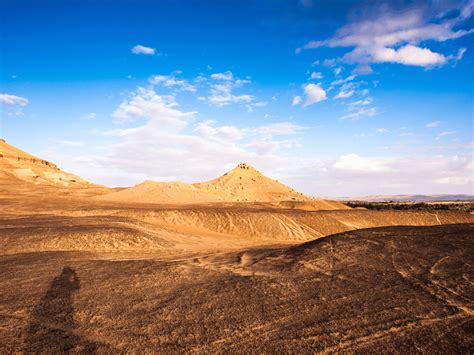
(0, 139, 98, 189)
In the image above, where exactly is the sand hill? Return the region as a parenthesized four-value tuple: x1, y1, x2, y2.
(0, 139, 97, 189)
(97, 180, 225, 204)
(97, 162, 347, 209)
(194, 163, 308, 202)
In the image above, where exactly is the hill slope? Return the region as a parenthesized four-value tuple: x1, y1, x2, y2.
(0, 139, 99, 189)
(96, 180, 224, 204)
(194, 163, 308, 202)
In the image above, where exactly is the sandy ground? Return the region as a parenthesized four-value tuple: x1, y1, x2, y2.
(1, 223, 473, 352)
(1, 189, 473, 352)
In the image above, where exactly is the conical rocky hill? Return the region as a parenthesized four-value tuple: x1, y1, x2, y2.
(194, 163, 309, 202)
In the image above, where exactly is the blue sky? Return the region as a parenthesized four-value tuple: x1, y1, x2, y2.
(1, 0, 473, 196)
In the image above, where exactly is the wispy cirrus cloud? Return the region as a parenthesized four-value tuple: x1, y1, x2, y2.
(425, 121, 440, 128)
(292, 96, 302, 106)
(204, 71, 255, 107)
(210, 71, 234, 81)
(309, 72, 323, 80)
(437, 131, 457, 139)
(0, 93, 28, 106)
(299, 1, 474, 72)
(340, 106, 378, 121)
(149, 73, 197, 92)
(334, 89, 354, 100)
(0, 93, 29, 116)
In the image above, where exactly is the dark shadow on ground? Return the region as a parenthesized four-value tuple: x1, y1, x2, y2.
(24, 266, 102, 353)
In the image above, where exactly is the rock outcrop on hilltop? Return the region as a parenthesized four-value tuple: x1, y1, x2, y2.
(193, 162, 308, 202)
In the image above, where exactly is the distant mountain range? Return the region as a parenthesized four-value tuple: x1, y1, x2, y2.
(336, 194, 474, 202)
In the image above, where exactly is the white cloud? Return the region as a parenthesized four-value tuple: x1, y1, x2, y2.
(437, 131, 457, 139)
(302, 3, 474, 70)
(323, 58, 336, 67)
(425, 121, 440, 128)
(331, 75, 356, 87)
(376, 128, 388, 133)
(149, 74, 196, 92)
(323, 154, 473, 195)
(310, 72, 323, 79)
(348, 97, 372, 106)
(131, 45, 156, 55)
(235, 79, 251, 86)
(246, 101, 268, 112)
(333, 154, 396, 173)
(249, 122, 304, 137)
(340, 106, 377, 120)
(193, 121, 243, 141)
(292, 96, 302, 105)
(0, 93, 28, 106)
(434, 176, 471, 185)
(454, 47, 467, 61)
(353, 133, 370, 139)
(303, 83, 327, 106)
(210, 71, 234, 81)
(245, 139, 299, 155)
(55, 140, 84, 147)
(112, 87, 195, 131)
(204, 72, 255, 107)
(373, 44, 447, 67)
(334, 89, 355, 99)
(208, 92, 253, 107)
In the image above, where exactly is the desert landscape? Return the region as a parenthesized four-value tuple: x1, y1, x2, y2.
(1, 139, 473, 352)
(2, 0, 474, 352)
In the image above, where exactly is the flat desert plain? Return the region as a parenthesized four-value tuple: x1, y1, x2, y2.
(1, 139, 473, 352)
